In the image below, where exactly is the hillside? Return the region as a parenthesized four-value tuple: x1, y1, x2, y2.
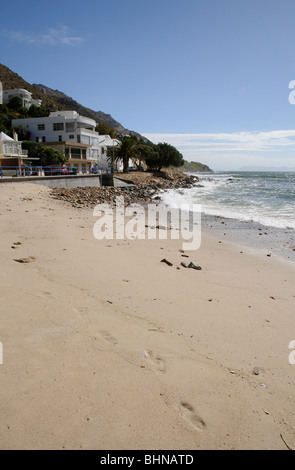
(0, 64, 211, 171)
(181, 160, 213, 173)
(33, 83, 131, 135)
(0, 64, 65, 111)
(0, 63, 138, 137)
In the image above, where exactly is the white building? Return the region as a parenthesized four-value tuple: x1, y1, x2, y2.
(0, 131, 28, 170)
(12, 110, 120, 172)
(3, 88, 42, 108)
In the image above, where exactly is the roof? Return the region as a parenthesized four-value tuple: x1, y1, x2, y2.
(0, 132, 14, 141)
(98, 135, 121, 147)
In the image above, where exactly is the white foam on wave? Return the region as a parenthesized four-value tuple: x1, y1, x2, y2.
(159, 187, 295, 230)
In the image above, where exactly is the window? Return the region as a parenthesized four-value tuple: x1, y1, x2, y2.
(53, 123, 64, 131)
(66, 123, 75, 132)
(70, 147, 82, 159)
(38, 124, 45, 131)
(91, 137, 99, 146)
(42, 136, 46, 142)
(58, 135, 62, 142)
(81, 135, 90, 145)
(69, 135, 75, 139)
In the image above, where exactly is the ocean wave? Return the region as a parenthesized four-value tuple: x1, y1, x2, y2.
(158, 171, 295, 230)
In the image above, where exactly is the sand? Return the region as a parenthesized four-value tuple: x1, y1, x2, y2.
(0, 182, 295, 450)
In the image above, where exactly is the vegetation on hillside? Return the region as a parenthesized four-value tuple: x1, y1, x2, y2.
(0, 63, 129, 135)
(0, 64, 212, 172)
(181, 160, 213, 173)
(0, 97, 51, 136)
(95, 121, 118, 139)
(32, 83, 135, 137)
(0, 63, 65, 110)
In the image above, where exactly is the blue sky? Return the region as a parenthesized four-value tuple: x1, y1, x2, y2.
(1, 0, 295, 170)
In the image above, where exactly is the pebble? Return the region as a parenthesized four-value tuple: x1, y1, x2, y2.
(14, 256, 36, 264)
(161, 258, 173, 266)
(188, 262, 202, 270)
(50, 172, 198, 208)
(181, 261, 202, 270)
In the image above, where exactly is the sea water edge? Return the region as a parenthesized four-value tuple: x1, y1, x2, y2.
(157, 171, 295, 262)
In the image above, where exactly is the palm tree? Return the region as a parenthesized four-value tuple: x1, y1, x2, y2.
(113, 136, 139, 173)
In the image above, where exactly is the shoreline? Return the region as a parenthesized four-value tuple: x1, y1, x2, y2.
(201, 212, 295, 264)
(1, 182, 295, 450)
(50, 176, 295, 264)
(161, 169, 295, 263)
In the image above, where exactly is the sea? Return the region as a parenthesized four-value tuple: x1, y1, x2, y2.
(158, 171, 295, 260)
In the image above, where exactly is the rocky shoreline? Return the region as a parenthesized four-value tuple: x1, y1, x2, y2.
(49, 170, 295, 262)
(50, 169, 199, 208)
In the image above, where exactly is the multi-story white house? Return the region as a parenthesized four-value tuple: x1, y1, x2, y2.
(0, 131, 28, 170)
(3, 88, 42, 108)
(12, 110, 120, 172)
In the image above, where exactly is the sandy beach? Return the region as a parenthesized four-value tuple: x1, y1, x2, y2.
(1, 181, 295, 450)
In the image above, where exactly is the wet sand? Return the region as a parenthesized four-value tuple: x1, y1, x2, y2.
(202, 212, 295, 262)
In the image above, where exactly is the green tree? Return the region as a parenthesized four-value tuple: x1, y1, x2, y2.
(21, 141, 41, 159)
(22, 141, 66, 166)
(0, 106, 11, 134)
(145, 142, 184, 171)
(0, 100, 51, 136)
(27, 105, 50, 118)
(0, 103, 9, 114)
(7, 96, 28, 116)
(95, 121, 117, 139)
(135, 144, 159, 169)
(113, 136, 139, 173)
(12, 125, 31, 141)
(7, 96, 22, 111)
(38, 147, 67, 166)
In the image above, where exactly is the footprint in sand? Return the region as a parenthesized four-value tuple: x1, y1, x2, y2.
(100, 330, 118, 345)
(148, 328, 165, 334)
(179, 401, 206, 431)
(73, 306, 89, 315)
(36, 291, 56, 301)
(43, 291, 55, 298)
(143, 350, 166, 374)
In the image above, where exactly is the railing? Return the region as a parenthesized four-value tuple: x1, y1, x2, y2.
(2, 144, 28, 156)
(0, 166, 113, 178)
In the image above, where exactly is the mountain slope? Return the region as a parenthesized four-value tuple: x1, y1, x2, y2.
(33, 83, 127, 133)
(0, 63, 65, 110)
(0, 63, 139, 137)
(181, 160, 213, 173)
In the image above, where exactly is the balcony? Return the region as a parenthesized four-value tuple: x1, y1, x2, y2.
(3, 142, 28, 157)
(76, 116, 96, 130)
(76, 128, 99, 138)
